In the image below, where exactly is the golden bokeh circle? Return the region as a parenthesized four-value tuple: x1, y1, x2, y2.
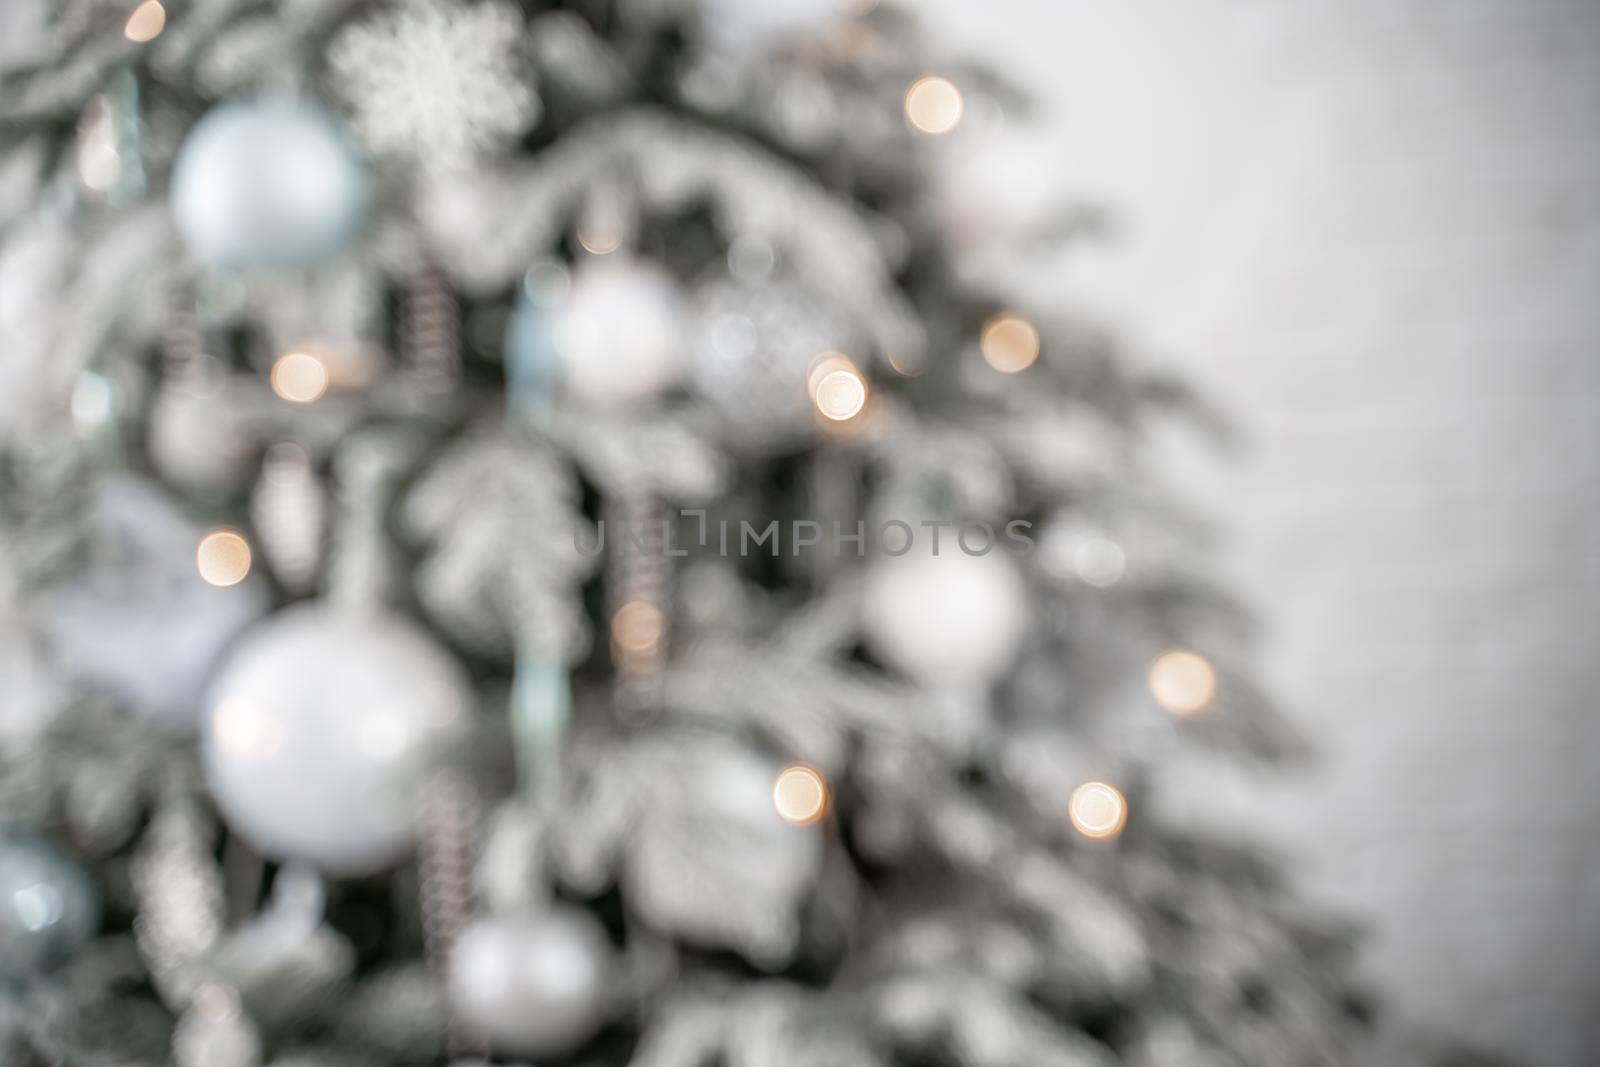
(904, 76, 964, 135)
(980, 314, 1041, 373)
(1068, 780, 1127, 840)
(773, 764, 829, 826)
(1148, 650, 1218, 716)
(197, 529, 252, 587)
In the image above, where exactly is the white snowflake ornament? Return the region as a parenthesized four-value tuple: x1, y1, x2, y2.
(329, 0, 539, 171)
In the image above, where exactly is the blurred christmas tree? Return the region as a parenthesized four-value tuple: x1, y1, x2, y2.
(0, 1, 1374, 1065)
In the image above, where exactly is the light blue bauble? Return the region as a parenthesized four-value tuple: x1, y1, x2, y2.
(0, 838, 100, 981)
(504, 261, 568, 417)
(171, 99, 369, 268)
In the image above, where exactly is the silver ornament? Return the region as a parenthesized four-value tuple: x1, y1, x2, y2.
(201, 603, 472, 876)
(862, 546, 1029, 685)
(447, 907, 611, 1058)
(171, 100, 368, 268)
(554, 258, 684, 409)
(0, 837, 100, 980)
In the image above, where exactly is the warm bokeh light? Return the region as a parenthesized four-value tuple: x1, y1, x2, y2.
(271, 351, 329, 403)
(576, 224, 622, 256)
(611, 599, 664, 657)
(904, 76, 964, 135)
(123, 0, 166, 43)
(1148, 650, 1218, 716)
(808, 353, 868, 422)
(980, 314, 1041, 373)
(773, 764, 829, 826)
(1068, 780, 1127, 840)
(196, 529, 252, 587)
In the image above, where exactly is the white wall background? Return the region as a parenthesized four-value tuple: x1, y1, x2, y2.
(923, 2, 1600, 1064)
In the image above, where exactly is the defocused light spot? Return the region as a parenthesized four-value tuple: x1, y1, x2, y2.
(123, 0, 166, 42)
(611, 600, 664, 657)
(271, 351, 329, 403)
(576, 224, 622, 256)
(905, 76, 963, 135)
(197, 529, 252, 587)
(773, 764, 828, 826)
(1074, 537, 1126, 588)
(1068, 780, 1127, 839)
(522, 259, 571, 306)
(11, 883, 64, 931)
(808, 353, 868, 422)
(980, 314, 1040, 373)
(1148, 650, 1217, 716)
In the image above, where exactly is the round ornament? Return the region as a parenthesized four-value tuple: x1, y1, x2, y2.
(171, 100, 369, 268)
(0, 837, 100, 980)
(201, 604, 472, 876)
(553, 258, 683, 408)
(448, 907, 611, 1057)
(862, 545, 1028, 684)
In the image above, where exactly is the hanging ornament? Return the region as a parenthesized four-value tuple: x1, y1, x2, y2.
(503, 259, 569, 418)
(171, 99, 369, 268)
(447, 906, 612, 1058)
(862, 545, 1029, 684)
(329, 0, 539, 171)
(686, 266, 861, 450)
(404, 258, 462, 395)
(201, 603, 472, 876)
(553, 257, 684, 409)
(0, 836, 101, 980)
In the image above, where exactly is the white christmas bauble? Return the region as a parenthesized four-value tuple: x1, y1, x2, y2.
(202, 604, 471, 875)
(553, 258, 683, 408)
(448, 908, 611, 1057)
(171, 100, 368, 268)
(862, 545, 1028, 683)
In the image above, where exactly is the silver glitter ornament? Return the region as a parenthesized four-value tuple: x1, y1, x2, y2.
(447, 907, 611, 1058)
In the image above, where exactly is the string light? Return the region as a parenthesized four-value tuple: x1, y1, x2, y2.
(980, 313, 1040, 373)
(904, 76, 964, 135)
(773, 764, 829, 826)
(123, 0, 166, 43)
(270, 351, 329, 403)
(196, 529, 252, 587)
(611, 600, 664, 657)
(1068, 781, 1127, 840)
(576, 224, 622, 256)
(1148, 650, 1217, 716)
(808, 353, 868, 422)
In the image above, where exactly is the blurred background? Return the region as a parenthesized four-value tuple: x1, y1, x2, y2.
(921, 1, 1600, 1063)
(2, 1, 1598, 1065)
